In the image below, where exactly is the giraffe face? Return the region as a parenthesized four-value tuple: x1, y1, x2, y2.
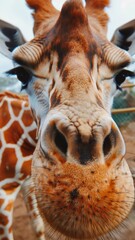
(8, 0, 134, 239)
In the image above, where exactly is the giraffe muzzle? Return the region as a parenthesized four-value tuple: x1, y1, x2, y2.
(40, 111, 125, 166)
(31, 111, 134, 239)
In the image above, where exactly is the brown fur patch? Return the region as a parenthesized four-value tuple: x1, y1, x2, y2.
(0, 91, 28, 102)
(27, 195, 33, 211)
(0, 199, 4, 206)
(11, 100, 21, 117)
(20, 159, 32, 178)
(4, 201, 13, 211)
(0, 148, 18, 181)
(36, 231, 44, 238)
(2, 182, 20, 194)
(4, 121, 24, 144)
(0, 213, 9, 226)
(0, 228, 4, 235)
(0, 101, 11, 128)
(1, 237, 9, 240)
(9, 225, 12, 233)
(29, 129, 37, 141)
(20, 138, 35, 157)
(22, 109, 34, 126)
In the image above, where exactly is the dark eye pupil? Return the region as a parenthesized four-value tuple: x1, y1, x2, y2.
(17, 68, 32, 84)
(6, 66, 32, 88)
(115, 69, 134, 89)
(115, 72, 126, 86)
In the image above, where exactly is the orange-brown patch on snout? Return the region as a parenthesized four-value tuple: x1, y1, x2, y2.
(33, 157, 134, 239)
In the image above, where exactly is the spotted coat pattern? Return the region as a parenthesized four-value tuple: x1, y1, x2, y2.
(0, 91, 45, 240)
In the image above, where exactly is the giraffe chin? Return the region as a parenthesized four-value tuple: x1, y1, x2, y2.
(32, 150, 134, 240)
(32, 159, 134, 239)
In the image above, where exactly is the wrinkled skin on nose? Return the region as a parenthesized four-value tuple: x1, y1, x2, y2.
(32, 106, 134, 239)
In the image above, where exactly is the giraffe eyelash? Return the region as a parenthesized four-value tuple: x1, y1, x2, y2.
(6, 66, 47, 90)
(114, 69, 135, 91)
(6, 66, 33, 89)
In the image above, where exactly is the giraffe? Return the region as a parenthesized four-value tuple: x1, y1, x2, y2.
(0, 91, 45, 240)
(0, 0, 135, 239)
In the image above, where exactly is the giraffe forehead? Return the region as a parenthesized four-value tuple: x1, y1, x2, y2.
(13, 27, 101, 73)
(13, 0, 131, 73)
(13, 0, 103, 70)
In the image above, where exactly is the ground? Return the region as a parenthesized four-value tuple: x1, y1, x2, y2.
(13, 122, 135, 240)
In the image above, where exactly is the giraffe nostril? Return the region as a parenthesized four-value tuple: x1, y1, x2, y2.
(54, 127, 68, 155)
(103, 131, 116, 156)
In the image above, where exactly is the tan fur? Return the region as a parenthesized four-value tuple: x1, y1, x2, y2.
(26, 0, 59, 33)
(11, 1, 134, 239)
(85, 0, 110, 31)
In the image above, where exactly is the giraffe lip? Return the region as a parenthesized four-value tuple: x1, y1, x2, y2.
(35, 175, 134, 239)
(33, 160, 134, 239)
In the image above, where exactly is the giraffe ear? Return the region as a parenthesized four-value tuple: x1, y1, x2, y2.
(111, 19, 135, 56)
(0, 20, 25, 59)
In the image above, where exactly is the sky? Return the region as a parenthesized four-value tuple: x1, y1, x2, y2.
(0, 0, 135, 72)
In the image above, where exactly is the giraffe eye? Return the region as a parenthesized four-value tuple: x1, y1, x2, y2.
(6, 66, 33, 89)
(114, 69, 134, 91)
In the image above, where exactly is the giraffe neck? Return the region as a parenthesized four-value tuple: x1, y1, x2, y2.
(0, 91, 37, 240)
